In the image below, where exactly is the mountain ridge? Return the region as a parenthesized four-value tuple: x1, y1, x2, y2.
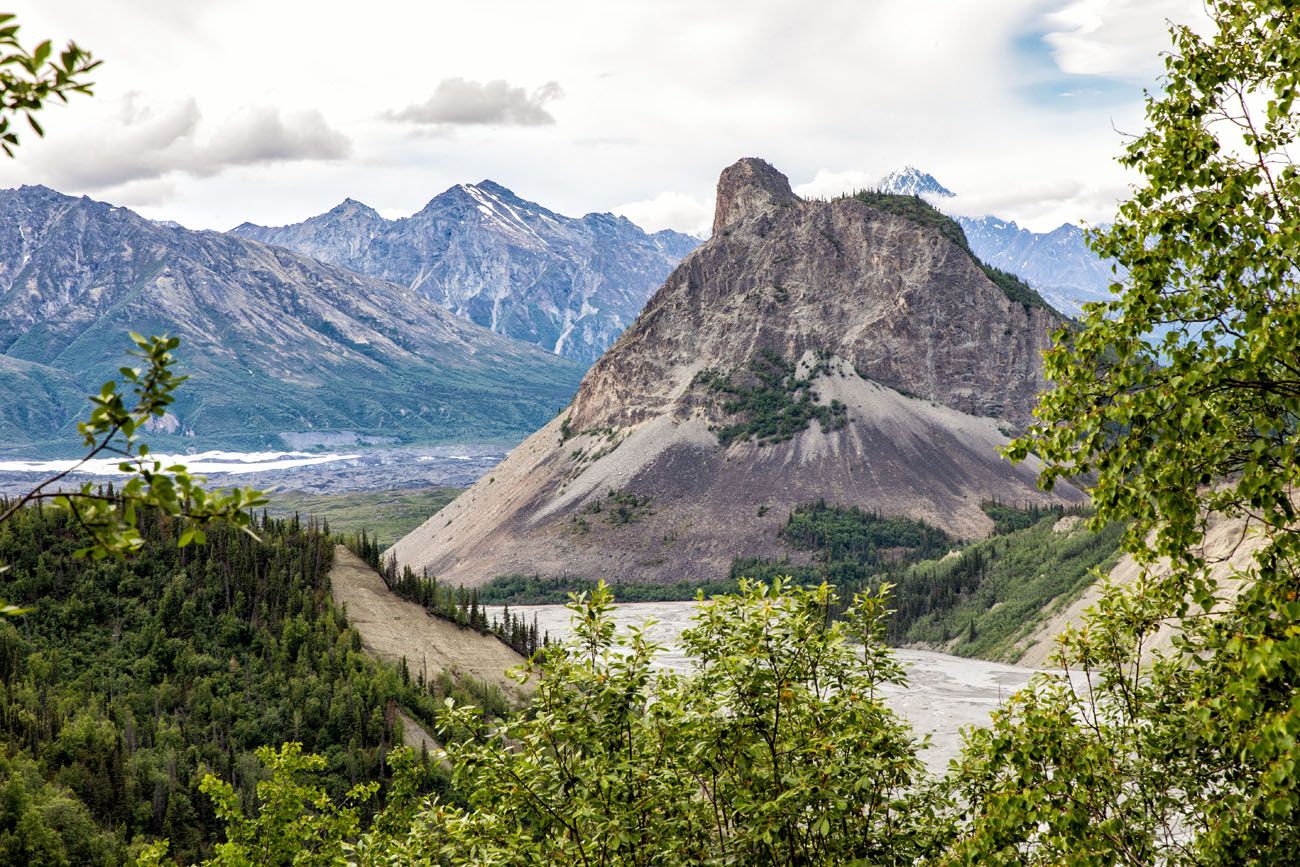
(955, 215, 1119, 317)
(869, 167, 1119, 318)
(231, 182, 700, 363)
(876, 166, 955, 198)
(0, 185, 584, 453)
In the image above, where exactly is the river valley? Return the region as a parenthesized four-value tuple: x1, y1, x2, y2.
(490, 600, 1042, 770)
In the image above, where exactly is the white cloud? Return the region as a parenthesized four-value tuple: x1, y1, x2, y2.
(614, 191, 713, 238)
(1043, 0, 1206, 79)
(192, 106, 350, 172)
(23, 95, 351, 194)
(388, 78, 564, 127)
(792, 169, 880, 201)
(98, 177, 178, 208)
(943, 181, 1112, 229)
(771, 163, 1133, 234)
(0, 0, 1191, 232)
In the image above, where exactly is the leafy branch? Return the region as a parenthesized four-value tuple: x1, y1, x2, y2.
(0, 13, 100, 156)
(0, 333, 266, 561)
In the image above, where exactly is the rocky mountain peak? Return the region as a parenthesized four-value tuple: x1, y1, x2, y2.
(473, 179, 515, 197)
(391, 158, 1082, 588)
(877, 166, 954, 199)
(712, 157, 799, 236)
(233, 180, 700, 364)
(333, 197, 380, 214)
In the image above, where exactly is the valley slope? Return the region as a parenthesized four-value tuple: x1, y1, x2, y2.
(0, 186, 584, 453)
(392, 158, 1085, 587)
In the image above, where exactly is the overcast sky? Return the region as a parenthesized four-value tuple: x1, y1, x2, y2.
(1, 0, 1206, 236)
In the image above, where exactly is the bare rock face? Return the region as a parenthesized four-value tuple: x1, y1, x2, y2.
(573, 162, 1056, 432)
(392, 159, 1083, 588)
(712, 158, 800, 236)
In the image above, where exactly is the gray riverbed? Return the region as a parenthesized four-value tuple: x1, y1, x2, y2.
(490, 600, 1040, 771)
(0, 445, 506, 497)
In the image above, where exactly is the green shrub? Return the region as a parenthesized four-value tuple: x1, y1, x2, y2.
(698, 350, 847, 446)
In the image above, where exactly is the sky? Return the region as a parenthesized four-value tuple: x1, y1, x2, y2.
(0, 0, 1207, 236)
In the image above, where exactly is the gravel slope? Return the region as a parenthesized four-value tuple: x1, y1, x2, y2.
(329, 545, 527, 698)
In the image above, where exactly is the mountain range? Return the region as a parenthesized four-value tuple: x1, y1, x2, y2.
(231, 183, 700, 364)
(392, 158, 1083, 587)
(0, 165, 1120, 459)
(873, 168, 1119, 318)
(954, 215, 1119, 317)
(0, 185, 584, 454)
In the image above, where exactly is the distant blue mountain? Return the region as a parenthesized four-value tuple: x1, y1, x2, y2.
(0, 185, 584, 454)
(876, 168, 1121, 318)
(954, 216, 1120, 318)
(876, 166, 955, 198)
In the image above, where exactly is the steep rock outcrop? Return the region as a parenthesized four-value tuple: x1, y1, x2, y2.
(392, 158, 1083, 587)
(573, 158, 1057, 432)
(712, 158, 800, 235)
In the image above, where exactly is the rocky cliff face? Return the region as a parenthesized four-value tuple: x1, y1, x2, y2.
(392, 158, 1083, 588)
(0, 186, 584, 452)
(232, 183, 700, 365)
(712, 158, 801, 235)
(572, 161, 1058, 433)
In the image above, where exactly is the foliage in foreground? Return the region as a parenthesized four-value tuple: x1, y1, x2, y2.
(0, 14, 98, 157)
(955, 0, 1300, 860)
(151, 580, 938, 866)
(0, 334, 266, 565)
(161, 3, 1300, 863)
(0, 504, 488, 864)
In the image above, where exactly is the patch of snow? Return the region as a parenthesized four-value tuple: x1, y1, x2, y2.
(553, 307, 576, 355)
(0, 450, 361, 476)
(462, 183, 545, 247)
(877, 166, 955, 199)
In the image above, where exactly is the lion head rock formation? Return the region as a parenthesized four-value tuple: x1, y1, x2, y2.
(392, 158, 1084, 587)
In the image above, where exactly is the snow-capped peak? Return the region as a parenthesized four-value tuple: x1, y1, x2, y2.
(876, 166, 954, 198)
(458, 182, 547, 247)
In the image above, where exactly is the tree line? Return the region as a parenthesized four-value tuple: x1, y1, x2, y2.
(0, 500, 510, 864)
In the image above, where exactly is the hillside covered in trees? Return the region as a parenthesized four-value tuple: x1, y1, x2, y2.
(0, 501, 503, 864)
